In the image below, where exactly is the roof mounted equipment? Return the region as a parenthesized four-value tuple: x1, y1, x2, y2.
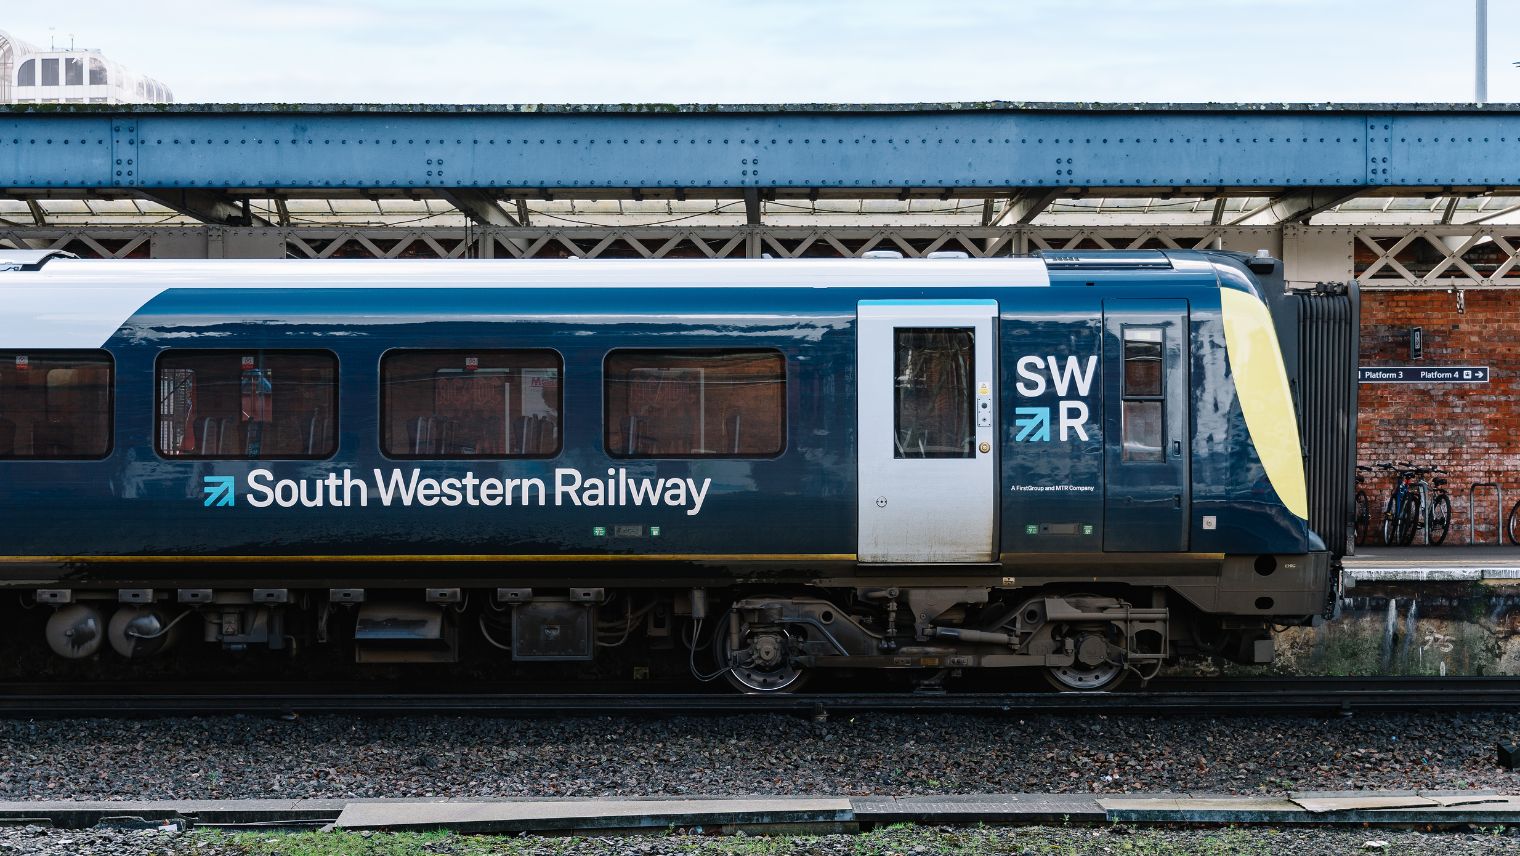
(0, 250, 78, 272)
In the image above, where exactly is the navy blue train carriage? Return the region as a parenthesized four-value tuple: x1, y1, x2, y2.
(0, 249, 1357, 692)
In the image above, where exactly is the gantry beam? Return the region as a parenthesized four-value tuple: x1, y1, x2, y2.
(5, 103, 1520, 194)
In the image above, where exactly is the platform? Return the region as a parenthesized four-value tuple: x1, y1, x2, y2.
(1343, 545, 1520, 582)
(2, 792, 1519, 833)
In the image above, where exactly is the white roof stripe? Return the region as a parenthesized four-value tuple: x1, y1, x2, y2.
(0, 258, 1052, 349)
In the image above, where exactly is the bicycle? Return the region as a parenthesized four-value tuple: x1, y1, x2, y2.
(1506, 496, 1520, 545)
(1380, 461, 1452, 546)
(1423, 466, 1452, 545)
(1353, 464, 1373, 546)
(1379, 461, 1422, 547)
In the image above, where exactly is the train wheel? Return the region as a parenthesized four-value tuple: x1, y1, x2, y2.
(1042, 630, 1128, 692)
(1044, 660, 1127, 692)
(715, 621, 808, 694)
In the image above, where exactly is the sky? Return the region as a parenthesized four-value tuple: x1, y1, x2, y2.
(4, 0, 1518, 104)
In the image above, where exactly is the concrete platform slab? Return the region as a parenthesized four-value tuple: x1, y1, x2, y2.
(851, 793, 1105, 823)
(2, 792, 1519, 833)
(1344, 545, 1520, 582)
(0, 799, 345, 828)
(334, 797, 854, 834)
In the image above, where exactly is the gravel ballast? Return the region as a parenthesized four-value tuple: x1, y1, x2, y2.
(1, 711, 1518, 800)
(2, 825, 1520, 856)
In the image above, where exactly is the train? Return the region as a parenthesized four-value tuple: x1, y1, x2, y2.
(0, 249, 1358, 692)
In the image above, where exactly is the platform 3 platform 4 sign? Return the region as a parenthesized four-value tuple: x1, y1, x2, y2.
(1358, 366, 1490, 384)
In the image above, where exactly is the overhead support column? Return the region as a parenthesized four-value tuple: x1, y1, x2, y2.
(139, 190, 272, 227)
(987, 189, 1062, 227)
(436, 190, 532, 257)
(437, 189, 522, 227)
(982, 190, 1058, 254)
(1230, 189, 1363, 226)
(745, 188, 763, 258)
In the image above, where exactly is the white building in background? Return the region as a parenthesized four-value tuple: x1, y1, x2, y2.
(0, 29, 172, 104)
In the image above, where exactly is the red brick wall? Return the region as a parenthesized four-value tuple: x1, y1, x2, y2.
(1357, 290, 1515, 544)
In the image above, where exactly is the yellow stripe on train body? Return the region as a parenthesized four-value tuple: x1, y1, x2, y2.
(1218, 287, 1309, 520)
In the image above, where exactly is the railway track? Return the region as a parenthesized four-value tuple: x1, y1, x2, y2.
(0, 676, 1517, 717)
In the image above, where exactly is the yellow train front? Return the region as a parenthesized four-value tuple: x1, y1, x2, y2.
(0, 249, 1356, 692)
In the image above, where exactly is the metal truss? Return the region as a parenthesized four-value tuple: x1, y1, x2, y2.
(1352, 225, 1520, 289)
(0, 225, 1280, 261)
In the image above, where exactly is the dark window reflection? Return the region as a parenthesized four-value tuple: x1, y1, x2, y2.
(894, 327, 974, 459)
(606, 350, 785, 458)
(382, 350, 561, 459)
(157, 350, 337, 459)
(0, 351, 112, 459)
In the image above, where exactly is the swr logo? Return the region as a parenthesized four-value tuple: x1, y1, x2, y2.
(202, 476, 235, 507)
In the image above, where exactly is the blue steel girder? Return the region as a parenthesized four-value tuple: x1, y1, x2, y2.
(1, 105, 1519, 191)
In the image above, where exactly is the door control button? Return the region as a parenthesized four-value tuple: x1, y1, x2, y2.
(978, 441, 991, 453)
(976, 395, 993, 427)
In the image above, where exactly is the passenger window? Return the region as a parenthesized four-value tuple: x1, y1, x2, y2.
(156, 350, 337, 459)
(0, 351, 113, 459)
(381, 350, 561, 459)
(40, 58, 58, 86)
(1121, 327, 1165, 462)
(64, 58, 82, 86)
(606, 350, 785, 458)
(88, 58, 107, 86)
(893, 328, 974, 459)
(17, 59, 34, 87)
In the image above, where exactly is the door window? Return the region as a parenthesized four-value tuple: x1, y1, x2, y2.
(893, 328, 974, 459)
(1121, 327, 1165, 462)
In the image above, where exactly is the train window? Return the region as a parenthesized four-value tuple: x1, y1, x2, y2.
(892, 328, 974, 459)
(40, 58, 58, 86)
(1121, 401, 1164, 462)
(1121, 327, 1165, 462)
(17, 60, 34, 87)
(89, 58, 107, 86)
(0, 351, 113, 460)
(605, 350, 785, 458)
(1123, 327, 1163, 397)
(156, 350, 337, 460)
(381, 350, 562, 459)
(64, 58, 83, 86)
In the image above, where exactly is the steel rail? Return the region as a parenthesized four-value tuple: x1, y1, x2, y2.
(0, 677, 1517, 717)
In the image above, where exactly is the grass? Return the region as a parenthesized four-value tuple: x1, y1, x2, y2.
(203, 824, 1286, 855)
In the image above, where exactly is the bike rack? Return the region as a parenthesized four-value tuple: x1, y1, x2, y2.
(1470, 482, 1504, 545)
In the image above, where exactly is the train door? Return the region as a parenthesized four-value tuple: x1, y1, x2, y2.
(1102, 299, 1190, 552)
(857, 300, 998, 563)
